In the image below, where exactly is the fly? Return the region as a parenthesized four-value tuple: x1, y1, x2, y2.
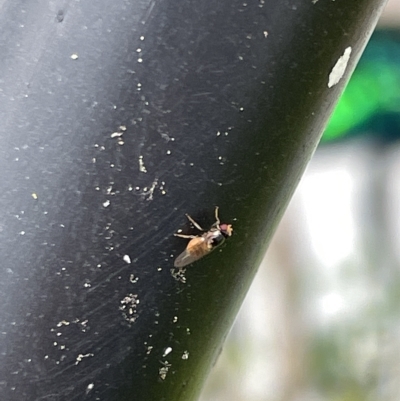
(174, 206, 233, 268)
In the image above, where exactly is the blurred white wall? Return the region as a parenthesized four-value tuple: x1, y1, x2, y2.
(200, 138, 400, 401)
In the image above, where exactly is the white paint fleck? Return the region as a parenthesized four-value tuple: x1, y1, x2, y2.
(143, 178, 158, 201)
(75, 353, 94, 365)
(56, 320, 70, 327)
(263, 31, 268, 38)
(103, 200, 110, 207)
(182, 350, 189, 359)
(140, 35, 145, 40)
(170, 267, 187, 283)
(123, 254, 131, 264)
(166, 150, 171, 155)
(70, 53, 78, 60)
(31, 193, 38, 200)
(86, 383, 94, 394)
(111, 131, 123, 138)
(120, 293, 139, 323)
(138, 58, 143, 63)
(80, 319, 89, 328)
(328, 46, 352, 88)
(139, 155, 147, 173)
(159, 361, 171, 380)
(163, 347, 172, 357)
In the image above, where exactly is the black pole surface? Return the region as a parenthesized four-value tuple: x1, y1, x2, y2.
(0, 0, 387, 400)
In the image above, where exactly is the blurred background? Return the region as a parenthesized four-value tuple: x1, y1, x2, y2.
(200, 1, 400, 400)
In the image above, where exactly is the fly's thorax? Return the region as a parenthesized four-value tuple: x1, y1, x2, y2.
(204, 228, 225, 248)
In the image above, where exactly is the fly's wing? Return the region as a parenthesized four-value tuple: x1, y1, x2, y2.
(174, 237, 209, 268)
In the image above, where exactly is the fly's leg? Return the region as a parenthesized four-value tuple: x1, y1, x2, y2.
(174, 233, 197, 239)
(214, 206, 220, 225)
(185, 214, 204, 231)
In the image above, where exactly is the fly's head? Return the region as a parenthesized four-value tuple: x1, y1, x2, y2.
(219, 223, 233, 238)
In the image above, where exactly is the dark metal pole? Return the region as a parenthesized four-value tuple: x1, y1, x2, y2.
(0, 0, 387, 400)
